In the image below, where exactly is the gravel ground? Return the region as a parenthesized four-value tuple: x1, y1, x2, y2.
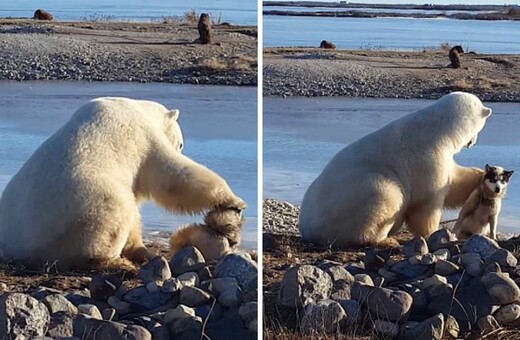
(264, 48, 520, 102)
(0, 20, 257, 86)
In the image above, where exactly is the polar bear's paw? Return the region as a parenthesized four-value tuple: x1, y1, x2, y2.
(89, 257, 139, 273)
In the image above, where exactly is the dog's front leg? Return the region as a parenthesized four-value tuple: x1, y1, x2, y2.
(489, 215, 499, 240)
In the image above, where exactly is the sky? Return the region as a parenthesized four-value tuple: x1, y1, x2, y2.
(293, 0, 520, 4)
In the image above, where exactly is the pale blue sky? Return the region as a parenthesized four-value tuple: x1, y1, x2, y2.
(294, 1, 519, 4)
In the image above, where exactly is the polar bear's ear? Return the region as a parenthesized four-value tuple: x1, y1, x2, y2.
(167, 109, 180, 121)
(482, 107, 492, 118)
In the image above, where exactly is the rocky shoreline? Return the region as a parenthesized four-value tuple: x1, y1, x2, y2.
(0, 20, 257, 86)
(264, 48, 520, 102)
(263, 198, 520, 339)
(0, 244, 257, 339)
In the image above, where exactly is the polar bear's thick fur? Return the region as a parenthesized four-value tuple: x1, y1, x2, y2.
(0, 97, 245, 269)
(299, 92, 492, 247)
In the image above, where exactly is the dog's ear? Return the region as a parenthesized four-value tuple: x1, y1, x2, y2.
(504, 170, 514, 179)
(485, 164, 492, 172)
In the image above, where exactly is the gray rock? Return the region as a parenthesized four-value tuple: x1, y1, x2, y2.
(177, 272, 199, 287)
(217, 284, 243, 308)
(123, 287, 172, 311)
(166, 315, 202, 339)
(278, 265, 332, 308)
(138, 256, 172, 284)
(435, 260, 460, 276)
(107, 296, 132, 316)
(162, 278, 183, 293)
(373, 320, 399, 337)
(411, 289, 428, 309)
(391, 260, 429, 280)
(477, 315, 500, 333)
(458, 253, 484, 277)
(77, 304, 102, 319)
(494, 303, 520, 325)
(330, 280, 352, 301)
(373, 277, 385, 287)
(351, 282, 412, 322)
(428, 228, 456, 251)
(485, 262, 502, 274)
(324, 265, 355, 283)
(421, 274, 450, 291)
(445, 315, 460, 338)
(30, 286, 63, 300)
(214, 253, 258, 287)
(421, 253, 437, 265)
(239, 301, 258, 333)
(101, 308, 116, 321)
(338, 299, 361, 326)
(364, 250, 386, 271)
(462, 235, 500, 258)
(42, 294, 78, 315)
(482, 272, 520, 305)
(73, 314, 151, 339)
(90, 274, 122, 301)
(179, 286, 212, 307)
(47, 311, 74, 338)
(378, 267, 397, 282)
(433, 248, 451, 261)
(400, 313, 444, 340)
(403, 236, 429, 258)
(301, 299, 346, 334)
(486, 249, 517, 268)
(164, 305, 196, 324)
(0, 293, 50, 339)
(169, 246, 206, 276)
(354, 274, 374, 285)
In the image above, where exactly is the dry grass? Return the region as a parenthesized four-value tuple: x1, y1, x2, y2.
(450, 79, 473, 90)
(161, 10, 222, 25)
(450, 76, 511, 91)
(200, 57, 227, 70)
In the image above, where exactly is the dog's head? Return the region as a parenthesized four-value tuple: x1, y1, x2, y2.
(484, 164, 514, 195)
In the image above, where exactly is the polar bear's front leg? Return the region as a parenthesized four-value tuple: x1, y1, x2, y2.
(406, 204, 443, 238)
(122, 220, 153, 263)
(444, 165, 484, 209)
(144, 147, 245, 215)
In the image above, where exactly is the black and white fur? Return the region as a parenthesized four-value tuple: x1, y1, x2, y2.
(454, 164, 514, 240)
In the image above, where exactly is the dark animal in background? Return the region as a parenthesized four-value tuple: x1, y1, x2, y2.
(33, 9, 53, 21)
(449, 45, 464, 69)
(320, 40, 336, 49)
(198, 13, 212, 44)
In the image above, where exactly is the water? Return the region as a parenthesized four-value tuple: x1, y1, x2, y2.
(263, 15, 520, 53)
(264, 97, 520, 235)
(265, 6, 493, 15)
(0, 81, 258, 249)
(0, 0, 257, 25)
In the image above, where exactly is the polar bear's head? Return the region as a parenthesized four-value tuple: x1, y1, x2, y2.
(435, 92, 491, 152)
(164, 109, 184, 152)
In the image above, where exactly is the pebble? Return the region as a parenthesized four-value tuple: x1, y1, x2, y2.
(278, 265, 332, 308)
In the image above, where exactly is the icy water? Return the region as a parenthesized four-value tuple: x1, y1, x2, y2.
(264, 97, 520, 235)
(0, 81, 258, 249)
(263, 15, 520, 54)
(0, 0, 257, 26)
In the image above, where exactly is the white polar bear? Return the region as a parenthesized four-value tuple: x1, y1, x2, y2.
(0, 97, 245, 269)
(299, 92, 492, 247)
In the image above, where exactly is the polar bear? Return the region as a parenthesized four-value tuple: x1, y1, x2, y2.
(299, 92, 492, 247)
(0, 97, 245, 270)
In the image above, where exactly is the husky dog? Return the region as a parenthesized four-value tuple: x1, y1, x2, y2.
(454, 164, 514, 240)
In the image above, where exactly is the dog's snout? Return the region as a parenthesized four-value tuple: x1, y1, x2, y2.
(495, 187, 501, 193)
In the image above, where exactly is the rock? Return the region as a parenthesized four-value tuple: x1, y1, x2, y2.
(78, 304, 102, 319)
(485, 262, 502, 273)
(445, 315, 460, 338)
(477, 315, 500, 333)
(433, 248, 451, 261)
(373, 320, 399, 337)
(364, 250, 386, 271)
(391, 260, 429, 280)
(374, 277, 385, 287)
(90, 274, 122, 300)
(239, 301, 258, 333)
(31, 286, 63, 300)
(338, 299, 361, 326)
(164, 305, 196, 324)
(217, 285, 243, 308)
(214, 253, 258, 287)
(301, 299, 346, 334)
(42, 293, 78, 315)
(400, 313, 444, 340)
(33, 9, 53, 20)
(378, 267, 397, 282)
(354, 274, 374, 285)
(457, 253, 484, 277)
(428, 228, 456, 251)
(166, 315, 202, 339)
(179, 286, 212, 307)
(494, 303, 520, 325)
(138, 256, 172, 283)
(169, 246, 206, 276)
(101, 308, 116, 321)
(421, 274, 450, 291)
(482, 272, 520, 305)
(47, 311, 74, 337)
(421, 253, 437, 265)
(123, 287, 172, 311)
(73, 314, 151, 339)
(278, 265, 332, 308)
(486, 249, 517, 268)
(351, 283, 412, 322)
(435, 260, 460, 276)
(162, 278, 183, 293)
(403, 236, 429, 258)
(411, 288, 428, 309)
(107, 296, 132, 315)
(195, 303, 224, 322)
(146, 281, 160, 293)
(0, 293, 50, 339)
(462, 235, 500, 258)
(324, 265, 355, 283)
(177, 272, 199, 287)
(330, 280, 352, 301)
